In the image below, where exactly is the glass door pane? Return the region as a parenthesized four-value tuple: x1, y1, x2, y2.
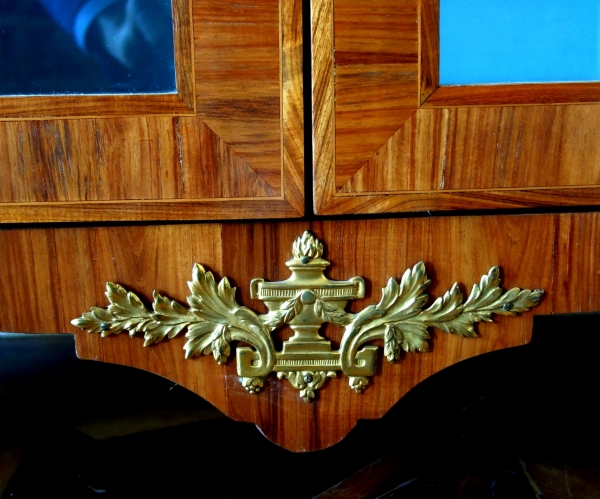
(440, 0, 600, 85)
(0, 0, 176, 95)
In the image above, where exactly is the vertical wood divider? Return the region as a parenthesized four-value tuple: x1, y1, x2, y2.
(312, 0, 336, 213)
(419, 0, 439, 105)
(282, 0, 306, 214)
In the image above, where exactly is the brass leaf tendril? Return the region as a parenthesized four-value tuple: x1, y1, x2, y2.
(72, 231, 543, 402)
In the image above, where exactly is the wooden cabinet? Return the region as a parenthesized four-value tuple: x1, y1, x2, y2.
(0, 0, 304, 223)
(313, 0, 600, 215)
(1, 0, 600, 453)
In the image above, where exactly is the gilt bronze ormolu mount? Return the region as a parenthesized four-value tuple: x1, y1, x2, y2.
(72, 232, 543, 402)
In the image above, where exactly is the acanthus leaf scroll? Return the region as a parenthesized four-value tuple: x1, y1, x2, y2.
(72, 231, 544, 402)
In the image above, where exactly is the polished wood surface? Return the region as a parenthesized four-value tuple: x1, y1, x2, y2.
(281, 0, 306, 213)
(415, 106, 600, 191)
(0, 93, 195, 120)
(0, 0, 304, 223)
(0, 199, 302, 224)
(333, 0, 417, 188)
(0, 118, 275, 202)
(313, 0, 419, 203)
(340, 105, 600, 194)
(3, 214, 598, 451)
(195, 0, 281, 193)
(312, 0, 336, 214)
(312, 0, 600, 215)
(419, 0, 439, 105)
(424, 83, 600, 108)
(2, 0, 600, 459)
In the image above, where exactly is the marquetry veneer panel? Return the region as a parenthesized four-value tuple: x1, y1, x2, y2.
(4, 214, 596, 451)
(313, 0, 600, 214)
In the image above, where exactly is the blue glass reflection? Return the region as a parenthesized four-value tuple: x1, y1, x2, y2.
(0, 0, 176, 95)
(440, 0, 600, 85)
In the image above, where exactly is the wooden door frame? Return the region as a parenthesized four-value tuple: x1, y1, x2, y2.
(312, 0, 600, 215)
(0, 0, 305, 223)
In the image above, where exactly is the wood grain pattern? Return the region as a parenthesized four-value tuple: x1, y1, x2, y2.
(342, 104, 600, 195)
(0, 94, 195, 120)
(423, 83, 600, 108)
(312, 0, 336, 212)
(0, 117, 276, 203)
(281, 0, 305, 214)
(316, 102, 600, 212)
(416, 105, 600, 191)
(0, 0, 194, 119)
(313, 0, 600, 214)
(1, 215, 579, 451)
(172, 0, 196, 112)
(314, 187, 600, 215)
(0, 199, 300, 224)
(419, 0, 439, 104)
(195, 0, 281, 192)
(332, 0, 418, 189)
(552, 213, 600, 314)
(334, 0, 418, 65)
(0, 0, 304, 222)
(335, 66, 416, 189)
(179, 118, 279, 199)
(312, 0, 418, 211)
(339, 115, 416, 193)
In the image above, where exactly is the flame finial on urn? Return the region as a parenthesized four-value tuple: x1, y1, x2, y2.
(292, 231, 323, 261)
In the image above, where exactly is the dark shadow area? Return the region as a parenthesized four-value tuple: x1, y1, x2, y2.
(1, 312, 599, 498)
(302, 0, 314, 217)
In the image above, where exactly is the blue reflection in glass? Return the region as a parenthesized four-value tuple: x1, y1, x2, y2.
(440, 0, 600, 85)
(0, 0, 176, 95)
